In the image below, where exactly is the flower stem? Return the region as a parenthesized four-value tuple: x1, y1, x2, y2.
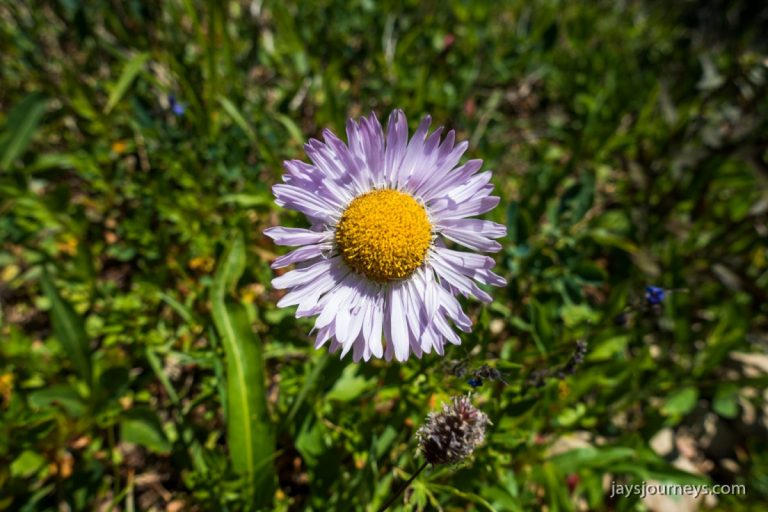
(377, 460, 429, 512)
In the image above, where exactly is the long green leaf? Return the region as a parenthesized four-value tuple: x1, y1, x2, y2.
(211, 233, 274, 505)
(40, 268, 92, 385)
(0, 92, 48, 171)
(529, 299, 553, 355)
(427, 483, 499, 512)
(212, 232, 246, 298)
(104, 53, 150, 114)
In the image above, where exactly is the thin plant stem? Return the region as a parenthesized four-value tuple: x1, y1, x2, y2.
(378, 460, 429, 512)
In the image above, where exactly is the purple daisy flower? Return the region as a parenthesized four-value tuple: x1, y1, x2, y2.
(264, 110, 507, 362)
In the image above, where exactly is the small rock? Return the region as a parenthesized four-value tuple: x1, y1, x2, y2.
(720, 458, 740, 475)
(167, 500, 185, 512)
(730, 352, 768, 377)
(650, 428, 675, 458)
(675, 434, 699, 460)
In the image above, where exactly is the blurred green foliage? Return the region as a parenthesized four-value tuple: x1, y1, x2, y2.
(1, 0, 767, 510)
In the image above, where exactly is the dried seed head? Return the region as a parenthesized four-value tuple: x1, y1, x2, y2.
(416, 395, 490, 466)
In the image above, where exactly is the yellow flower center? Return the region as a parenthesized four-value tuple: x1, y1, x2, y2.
(335, 189, 432, 282)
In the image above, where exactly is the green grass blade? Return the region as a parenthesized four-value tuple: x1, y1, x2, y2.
(285, 353, 329, 427)
(158, 291, 196, 325)
(104, 52, 150, 114)
(212, 232, 246, 298)
(40, 268, 92, 386)
(211, 233, 275, 505)
(0, 92, 48, 171)
(217, 96, 257, 143)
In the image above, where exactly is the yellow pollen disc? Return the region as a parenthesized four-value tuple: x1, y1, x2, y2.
(335, 189, 432, 282)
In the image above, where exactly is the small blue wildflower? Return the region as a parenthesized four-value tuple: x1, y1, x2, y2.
(168, 94, 186, 116)
(645, 285, 666, 306)
(467, 377, 483, 388)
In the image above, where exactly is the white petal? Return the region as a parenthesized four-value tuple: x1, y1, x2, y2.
(430, 251, 493, 302)
(314, 273, 361, 329)
(264, 226, 331, 247)
(272, 257, 337, 290)
(314, 325, 334, 349)
(402, 280, 425, 342)
(367, 294, 384, 358)
(271, 244, 326, 269)
(430, 195, 500, 221)
(436, 218, 507, 239)
(417, 158, 480, 202)
(433, 312, 462, 345)
(273, 184, 340, 221)
(384, 110, 408, 186)
(436, 284, 472, 332)
(439, 230, 502, 253)
(388, 284, 410, 362)
(404, 128, 443, 192)
(394, 115, 431, 188)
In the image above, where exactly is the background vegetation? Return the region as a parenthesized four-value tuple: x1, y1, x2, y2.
(1, 0, 767, 510)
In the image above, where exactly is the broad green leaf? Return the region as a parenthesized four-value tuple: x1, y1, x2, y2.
(295, 415, 327, 466)
(661, 387, 699, 417)
(28, 384, 87, 417)
(373, 426, 398, 459)
(40, 268, 92, 385)
(11, 451, 47, 478)
(326, 365, 375, 402)
(590, 334, 630, 360)
(0, 92, 48, 171)
(211, 232, 274, 504)
(713, 384, 739, 419)
(120, 407, 171, 454)
(104, 52, 150, 114)
(555, 403, 587, 427)
(561, 303, 599, 328)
